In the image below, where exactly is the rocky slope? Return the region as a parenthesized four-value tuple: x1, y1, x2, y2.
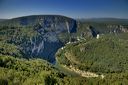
(0, 15, 77, 63)
(77, 19, 128, 39)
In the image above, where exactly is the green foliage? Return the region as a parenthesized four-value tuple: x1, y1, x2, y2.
(0, 42, 21, 57)
(0, 55, 63, 85)
(0, 55, 97, 85)
(56, 34, 128, 84)
(57, 35, 128, 73)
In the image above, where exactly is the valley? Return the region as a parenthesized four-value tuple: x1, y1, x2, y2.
(0, 15, 128, 84)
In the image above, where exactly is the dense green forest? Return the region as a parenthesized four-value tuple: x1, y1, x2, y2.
(56, 33, 128, 84)
(1, 55, 128, 85)
(0, 55, 117, 85)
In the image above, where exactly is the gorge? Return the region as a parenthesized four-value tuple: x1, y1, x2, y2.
(0, 15, 77, 63)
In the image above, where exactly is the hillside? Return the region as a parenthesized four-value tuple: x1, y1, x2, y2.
(0, 19, 7, 22)
(0, 55, 88, 85)
(0, 55, 60, 84)
(0, 15, 77, 63)
(76, 18, 128, 39)
(77, 18, 128, 23)
(56, 34, 128, 72)
(56, 34, 128, 84)
(1, 55, 112, 85)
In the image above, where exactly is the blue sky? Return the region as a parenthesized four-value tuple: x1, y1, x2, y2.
(0, 0, 128, 19)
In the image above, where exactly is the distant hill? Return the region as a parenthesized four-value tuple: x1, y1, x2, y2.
(0, 19, 7, 22)
(77, 18, 128, 24)
(0, 15, 74, 26)
(76, 18, 128, 38)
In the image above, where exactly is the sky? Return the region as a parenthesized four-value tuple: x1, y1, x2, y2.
(0, 0, 128, 19)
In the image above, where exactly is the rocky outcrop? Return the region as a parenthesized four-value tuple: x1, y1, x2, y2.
(107, 25, 128, 33)
(89, 26, 99, 37)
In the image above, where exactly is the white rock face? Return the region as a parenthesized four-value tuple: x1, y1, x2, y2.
(66, 21, 70, 33)
(101, 74, 105, 79)
(96, 34, 100, 39)
(37, 40, 44, 53)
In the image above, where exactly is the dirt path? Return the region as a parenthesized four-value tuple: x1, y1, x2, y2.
(63, 65, 105, 78)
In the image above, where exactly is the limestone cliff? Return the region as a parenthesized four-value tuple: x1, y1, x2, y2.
(0, 15, 77, 63)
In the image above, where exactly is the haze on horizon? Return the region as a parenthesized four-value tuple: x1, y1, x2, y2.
(0, 0, 128, 19)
